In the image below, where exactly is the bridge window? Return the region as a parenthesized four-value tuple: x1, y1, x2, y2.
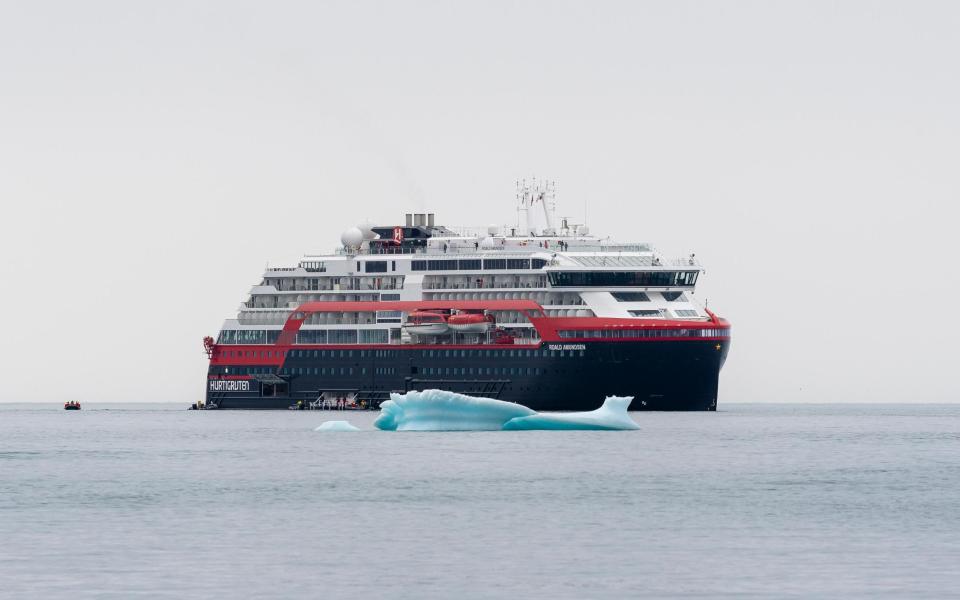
(548, 271, 699, 287)
(364, 261, 388, 273)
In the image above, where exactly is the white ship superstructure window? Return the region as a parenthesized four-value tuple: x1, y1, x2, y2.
(218, 330, 280, 344)
(674, 309, 699, 317)
(265, 275, 403, 292)
(297, 330, 328, 344)
(410, 258, 546, 271)
(629, 309, 664, 318)
(376, 310, 403, 323)
(359, 330, 389, 344)
(328, 330, 359, 344)
(422, 274, 549, 290)
(238, 330, 267, 344)
(364, 261, 388, 273)
(661, 291, 686, 301)
(300, 261, 326, 272)
(611, 292, 651, 302)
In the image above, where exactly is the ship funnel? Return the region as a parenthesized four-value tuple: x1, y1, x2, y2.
(427, 213, 435, 227)
(405, 213, 413, 227)
(414, 213, 426, 226)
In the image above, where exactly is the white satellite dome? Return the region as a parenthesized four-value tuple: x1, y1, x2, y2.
(480, 237, 497, 249)
(579, 225, 590, 235)
(357, 220, 377, 240)
(340, 227, 364, 249)
(487, 224, 499, 236)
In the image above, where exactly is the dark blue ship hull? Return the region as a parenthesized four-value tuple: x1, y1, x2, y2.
(205, 340, 730, 411)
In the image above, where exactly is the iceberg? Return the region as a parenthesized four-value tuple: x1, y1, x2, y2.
(314, 420, 361, 432)
(374, 389, 535, 431)
(373, 389, 638, 431)
(502, 396, 639, 430)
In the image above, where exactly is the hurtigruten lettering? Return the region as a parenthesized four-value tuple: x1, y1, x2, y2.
(209, 380, 250, 392)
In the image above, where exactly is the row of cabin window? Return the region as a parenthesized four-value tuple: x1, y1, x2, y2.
(221, 349, 284, 359)
(411, 258, 548, 271)
(283, 366, 360, 376)
(558, 328, 730, 339)
(284, 348, 585, 359)
(224, 347, 595, 359)
(224, 366, 275, 375)
(279, 366, 396, 376)
(225, 365, 550, 380)
(418, 348, 584, 359)
(221, 348, 384, 360)
(420, 366, 542, 377)
(226, 365, 544, 377)
(289, 349, 401, 359)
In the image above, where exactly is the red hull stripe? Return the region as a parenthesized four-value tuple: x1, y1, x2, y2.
(207, 300, 731, 368)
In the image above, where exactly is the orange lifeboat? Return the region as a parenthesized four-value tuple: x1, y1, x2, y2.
(447, 311, 495, 333)
(403, 311, 450, 335)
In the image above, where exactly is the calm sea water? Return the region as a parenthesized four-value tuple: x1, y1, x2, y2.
(1, 403, 958, 599)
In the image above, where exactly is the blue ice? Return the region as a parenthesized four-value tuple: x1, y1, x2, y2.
(374, 389, 535, 431)
(502, 396, 639, 430)
(373, 389, 638, 431)
(314, 420, 361, 432)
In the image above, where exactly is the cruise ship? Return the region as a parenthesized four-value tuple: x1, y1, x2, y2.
(203, 182, 731, 410)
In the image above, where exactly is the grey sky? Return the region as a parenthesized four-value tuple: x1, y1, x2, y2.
(1, 1, 957, 403)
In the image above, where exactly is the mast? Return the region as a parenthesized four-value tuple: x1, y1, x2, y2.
(516, 178, 556, 236)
